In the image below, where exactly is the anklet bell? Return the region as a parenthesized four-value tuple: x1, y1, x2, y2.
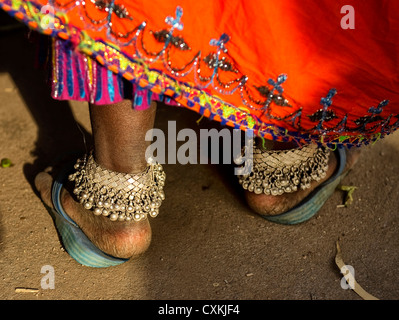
(238, 143, 330, 196)
(68, 152, 166, 222)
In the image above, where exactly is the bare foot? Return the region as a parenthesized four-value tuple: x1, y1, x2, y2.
(245, 147, 362, 216)
(35, 171, 152, 259)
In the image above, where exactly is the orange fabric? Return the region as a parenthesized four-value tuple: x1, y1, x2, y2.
(2, 0, 399, 145)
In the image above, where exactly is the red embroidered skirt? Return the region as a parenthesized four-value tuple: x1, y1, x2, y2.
(1, 0, 398, 147)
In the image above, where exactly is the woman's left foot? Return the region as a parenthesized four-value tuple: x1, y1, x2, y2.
(244, 147, 361, 216)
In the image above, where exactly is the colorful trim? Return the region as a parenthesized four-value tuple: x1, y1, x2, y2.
(51, 37, 162, 109)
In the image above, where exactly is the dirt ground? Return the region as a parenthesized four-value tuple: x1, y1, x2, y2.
(1, 20, 398, 301)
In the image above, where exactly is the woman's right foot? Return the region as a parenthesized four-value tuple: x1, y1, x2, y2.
(35, 171, 152, 259)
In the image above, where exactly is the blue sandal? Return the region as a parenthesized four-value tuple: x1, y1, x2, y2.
(44, 163, 129, 267)
(261, 147, 347, 225)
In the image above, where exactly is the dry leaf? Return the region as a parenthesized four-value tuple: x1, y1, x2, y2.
(15, 287, 39, 293)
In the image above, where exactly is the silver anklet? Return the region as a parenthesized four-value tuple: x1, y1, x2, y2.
(238, 143, 330, 196)
(68, 153, 166, 222)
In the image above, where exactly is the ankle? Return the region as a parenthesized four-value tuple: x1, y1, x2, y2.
(93, 152, 148, 174)
(241, 143, 338, 216)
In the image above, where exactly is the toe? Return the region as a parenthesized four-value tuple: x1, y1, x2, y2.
(34, 172, 54, 208)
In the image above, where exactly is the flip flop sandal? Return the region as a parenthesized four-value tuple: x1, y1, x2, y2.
(44, 162, 129, 267)
(261, 147, 347, 225)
